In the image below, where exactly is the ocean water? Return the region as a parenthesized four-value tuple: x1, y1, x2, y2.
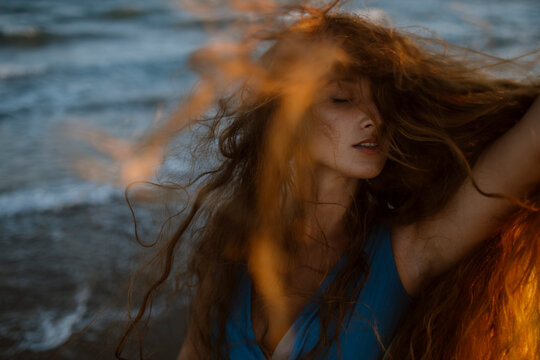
(1, 0, 538, 358)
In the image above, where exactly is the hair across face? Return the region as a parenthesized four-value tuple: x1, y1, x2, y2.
(116, 8, 540, 360)
(308, 77, 386, 180)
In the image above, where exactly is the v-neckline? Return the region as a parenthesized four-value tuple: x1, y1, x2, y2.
(246, 253, 347, 358)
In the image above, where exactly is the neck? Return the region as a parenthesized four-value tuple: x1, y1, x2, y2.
(302, 167, 358, 249)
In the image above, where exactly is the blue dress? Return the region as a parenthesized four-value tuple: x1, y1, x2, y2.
(224, 223, 412, 359)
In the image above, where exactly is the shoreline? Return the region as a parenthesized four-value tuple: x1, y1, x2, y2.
(2, 304, 189, 360)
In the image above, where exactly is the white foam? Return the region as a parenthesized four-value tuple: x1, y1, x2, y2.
(0, 63, 48, 80)
(279, 7, 392, 27)
(352, 7, 392, 25)
(18, 286, 91, 352)
(0, 182, 123, 217)
(1, 25, 40, 37)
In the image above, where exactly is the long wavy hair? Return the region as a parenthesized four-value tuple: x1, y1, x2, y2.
(115, 5, 540, 360)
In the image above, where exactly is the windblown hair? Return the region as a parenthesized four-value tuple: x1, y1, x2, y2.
(115, 6, 540, 360)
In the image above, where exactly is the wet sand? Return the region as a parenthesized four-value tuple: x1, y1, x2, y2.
(2, 305, 189, 360)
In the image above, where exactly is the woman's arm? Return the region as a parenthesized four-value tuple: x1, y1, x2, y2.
(395, 95, 540, 293)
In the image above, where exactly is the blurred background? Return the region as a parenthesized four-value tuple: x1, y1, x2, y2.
(1, 0, 538, 359)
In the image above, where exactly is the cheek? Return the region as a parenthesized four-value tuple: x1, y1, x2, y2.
(308, 127, 337, 160)
(307, 105, 360, 163)
(309, 111, 333, 143)
(311, 107, 351, 141)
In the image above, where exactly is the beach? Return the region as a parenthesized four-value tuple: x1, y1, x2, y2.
(1, 0, 539, 358)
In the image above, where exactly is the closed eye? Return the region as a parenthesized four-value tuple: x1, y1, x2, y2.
(331, 97, 351, 103)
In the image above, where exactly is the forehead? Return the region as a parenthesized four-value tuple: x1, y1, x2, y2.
(322, 74, 373, 98)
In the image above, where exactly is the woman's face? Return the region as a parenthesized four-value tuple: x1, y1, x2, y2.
(308, 77, 387, 179)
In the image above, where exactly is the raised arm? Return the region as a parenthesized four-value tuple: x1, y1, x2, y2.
(394, 95, 540, 296)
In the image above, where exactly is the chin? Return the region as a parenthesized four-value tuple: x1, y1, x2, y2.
(340, 167, 382, 180)
(355, 170, 383, 179)
(347, 163, 386, 180)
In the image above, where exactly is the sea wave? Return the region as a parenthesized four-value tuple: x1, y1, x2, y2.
(352, 7, 392, 25)
(97, 5, 166, 20)
(0, 63, 48, 80)
(17, 286, 91, 353)
(172, 16, 237, 30)
(0, 182, 123, 217)
(69, 94, 172, 113)
(0, 25, 112, 47)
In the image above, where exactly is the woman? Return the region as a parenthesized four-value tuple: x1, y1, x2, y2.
(116, 7, 540, 360)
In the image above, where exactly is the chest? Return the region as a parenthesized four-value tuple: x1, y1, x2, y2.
(226, 225, 414, 359)
(250, 247, 344, 354)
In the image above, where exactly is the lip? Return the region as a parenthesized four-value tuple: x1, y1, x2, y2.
(352, 137, 380, 154)
(353, 137, 377, 146)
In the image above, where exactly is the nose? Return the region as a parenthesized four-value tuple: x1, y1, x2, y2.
(356, 102, 382, 131)
(360, 114, 377, 131)
(358, 112, 381, 141)
(362, 118, 375, 129)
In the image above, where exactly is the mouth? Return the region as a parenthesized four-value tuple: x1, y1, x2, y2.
(353, 138, 378, 148)
(352, 138, 380, 153)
